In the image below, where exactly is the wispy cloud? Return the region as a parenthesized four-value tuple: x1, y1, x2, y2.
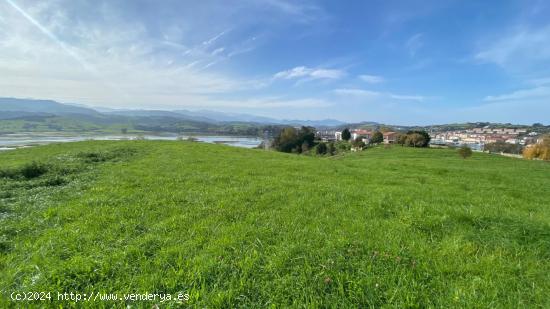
(211, 47, 225, 56)
(484, 86, 550, 102)
(334, 88, 425, 102)
(261, 0, 325, 23)
(359, 74, 385, 84)
(229, 97, 330, 108)
(405, 33, 424, 57)
(202, 30, 229, 46)
(389, 94, 425, 101)
(0, 1, 260, 107)
(333, 88, 381, 97)
(475, 25, 550, 67)
(273, 66, 345, 81)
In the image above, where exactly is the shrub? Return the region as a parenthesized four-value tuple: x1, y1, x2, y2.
(352, 138, 366, 149)
(78, 152, 109, 163)
(458, 145, 473, 159)
(20, 162, 49, 179)
(316, 143, 328, 155)
(41, 176, 67, 187)
(327, 142, 336, 155)
(336, 141, 351, 152)
(77, 148, 136, 163)
(485, 141, 523, 154)
(523, 144, 550, 161)
(0, 168, 17, 179)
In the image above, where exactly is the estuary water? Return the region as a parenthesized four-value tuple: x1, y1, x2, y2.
(0, 133, 263, 151)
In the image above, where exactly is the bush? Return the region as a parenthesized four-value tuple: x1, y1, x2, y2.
(77, 148, 136, 163)
(327, 142, 336, 155)
(523, 135, 550, 161)
(78, 152, 110, 163)
(336, 141, 351, 152)
(458, 145, 473, 159)
(20, 162, 49, 179)
(316, 143, 328, 155)
(352, 138, 366, 149)
(485, 141, 522, 154)
(0, 168, 17, 179)
(524, 145, 550, 160)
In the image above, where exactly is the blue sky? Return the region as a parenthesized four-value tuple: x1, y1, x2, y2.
(1, 0, 549, 125)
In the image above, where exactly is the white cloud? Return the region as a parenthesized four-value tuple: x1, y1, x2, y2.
(224, 97, 330, 108)
(334, 88, 425, 102)
(211, 47, 225, 56)
(273, 66, 345, 81)
(333, 88, 381, 97)
(484, 86, 550, 102)
(389, 94, 425, 101)
(202, 30, 228, 46)
(405, 33, 423, 57)
(0, 0, 268, 108)
(529, 77, 550, 86)
(472, 86, 550, 124)
(359, 74, 385, 84)
(475, 25, 550, 67)
(260, 0, 325, 23)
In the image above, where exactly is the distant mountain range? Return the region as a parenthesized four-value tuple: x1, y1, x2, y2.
(2, 98, 544, 132)
(0, 98, 100, 117)
(0, 97, 345, 127)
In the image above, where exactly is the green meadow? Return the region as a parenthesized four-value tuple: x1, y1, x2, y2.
(0, 141, 549, 307)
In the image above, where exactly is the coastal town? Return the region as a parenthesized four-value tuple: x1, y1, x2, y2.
(316, 126, 546, 151)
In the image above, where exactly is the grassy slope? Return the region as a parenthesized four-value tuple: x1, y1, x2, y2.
(0, 141, 549, 308)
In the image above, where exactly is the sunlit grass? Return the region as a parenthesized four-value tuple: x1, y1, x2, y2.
(0, 141, 549, 307)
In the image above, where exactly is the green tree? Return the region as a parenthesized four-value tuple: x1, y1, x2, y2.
(406, 133, 426, 147)
(272, 126, 316, 153)
(370, 131, 383, 144)
(397, 134, 408, 145)
(458, 145, 473, 159)
(342, 128, 351, 141)
(272, 127, 298, 153)
(316, 142, 328, 155)
(405, 130, 431, 147)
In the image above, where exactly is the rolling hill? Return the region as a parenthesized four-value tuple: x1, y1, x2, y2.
(0, 141, 548, 307)
(0, 98, 100, 116)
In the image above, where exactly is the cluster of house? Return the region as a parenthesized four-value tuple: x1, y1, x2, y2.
(316, 129, 398, 144)
(315, 126, 544, 151)
(429, 127, 538, 150)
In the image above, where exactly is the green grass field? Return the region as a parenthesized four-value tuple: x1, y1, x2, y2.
(0, 141, 549, 308)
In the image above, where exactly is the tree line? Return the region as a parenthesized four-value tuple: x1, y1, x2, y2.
(270, 127, 432, 156)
